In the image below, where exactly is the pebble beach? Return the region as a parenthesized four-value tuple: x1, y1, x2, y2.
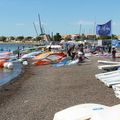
(0, 56, 119, 120)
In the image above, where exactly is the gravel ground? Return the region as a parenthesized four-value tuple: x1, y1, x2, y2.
(0, 56, 119, 120)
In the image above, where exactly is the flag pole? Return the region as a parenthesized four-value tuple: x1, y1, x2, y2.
(79, 24, 82, 40)
(111, 20, 112, 46)
(93, 21, 96, 45)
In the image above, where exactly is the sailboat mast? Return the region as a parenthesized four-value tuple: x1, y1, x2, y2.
(33, 22, 38, 36)
(38, 13, 44, 35)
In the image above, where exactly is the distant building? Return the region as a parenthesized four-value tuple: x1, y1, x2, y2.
(62, 34, 71, 40)
(86, 34, 96, 39)
(117, 35, 120, 40)
(71, 34, 80, 40)
(62, 34, 80, 40)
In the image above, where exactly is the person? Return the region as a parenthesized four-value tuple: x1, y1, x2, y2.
(77, 51, 84, 63)
(48, 46, 51, 51)
(71, 45, 76, 60)
(79, 44, 84, 55)
(67, 46, 72, 57)
(112, 47, 116, 59)
(108, 45, 111, 53)
(17, 46, 20, 59)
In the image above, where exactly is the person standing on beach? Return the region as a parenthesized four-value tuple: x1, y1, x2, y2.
(17, 46, 20, 59)
(48, 45, 51, 51)
(112, 47, 116, 59)
(108, 44, 111, 53)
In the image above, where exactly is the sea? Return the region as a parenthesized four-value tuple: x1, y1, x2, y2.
(0, 43, 34, 86)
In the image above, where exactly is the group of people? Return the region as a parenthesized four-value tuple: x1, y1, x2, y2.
(91, 44, 117, 59)
(66, 44, 86, 63)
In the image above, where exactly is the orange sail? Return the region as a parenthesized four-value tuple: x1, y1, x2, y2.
(34, 53, 66, 65)
(0, 59, 6, 68)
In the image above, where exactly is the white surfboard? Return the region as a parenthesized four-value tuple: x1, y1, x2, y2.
(95, 70, 120, 78)
(105, 81, 120, 87)
(53, 103, 109, 120)
(114, 91, 120, 99)
(98, 60, 120, 65)
(96, 72, 120, 80)
(98, 64, 120, 70)
(112, 84, 120, 91)
(91, 106, 120, 120)
(101, 74, 120, 83)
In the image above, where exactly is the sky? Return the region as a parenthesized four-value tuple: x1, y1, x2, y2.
(0, 0, 120, 36)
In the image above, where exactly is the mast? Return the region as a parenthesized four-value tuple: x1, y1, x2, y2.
(79, 24, 82, 40)
(33, 22, 38, 36)
(93, 21, 96, 45)
(38, 13, 44, 35)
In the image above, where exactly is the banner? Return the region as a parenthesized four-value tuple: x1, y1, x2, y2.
(96, 20, 111, 36)
(112, 40, 120, 47)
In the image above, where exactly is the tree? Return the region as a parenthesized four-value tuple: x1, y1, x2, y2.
(97, 36, 111, 40)
(54, 33, 62, 41)
(81, 34, 86, 40)
(97, 34, 118, 40)
(16, 36, 24, 41)
(35, 36, 42, 41)
(112, 34, 118, 39)
(0, 36, 6, 42)
(9, 36, 15, 40)
(24, 36, 33, 41)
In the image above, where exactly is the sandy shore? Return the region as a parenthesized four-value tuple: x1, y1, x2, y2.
(0, 56, 119, 120)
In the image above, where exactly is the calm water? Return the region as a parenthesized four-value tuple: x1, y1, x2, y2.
(0, 43, 34, 52)
(0, 44, 34, 86)
(0, 62, 22, 86)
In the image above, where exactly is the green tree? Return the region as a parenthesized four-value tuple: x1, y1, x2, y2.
(35, 36, 42, 41)
(97, 34, 118, 40)
(0, 36, 6, 42)
(24, 36, 33, 41)
(112, 34, 118, 39)
(54, 33, 62, 41)
(16, 36, 24, 41)
(9, 36, 15, 40)
(81, 34, 86, 40)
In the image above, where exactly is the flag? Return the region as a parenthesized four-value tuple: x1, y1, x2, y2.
(96, 20, 111, 36)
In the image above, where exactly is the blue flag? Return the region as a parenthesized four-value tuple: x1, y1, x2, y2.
(96, 20, 111, 36)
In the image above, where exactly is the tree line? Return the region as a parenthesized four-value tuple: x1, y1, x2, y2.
(0, 33, 118, 43)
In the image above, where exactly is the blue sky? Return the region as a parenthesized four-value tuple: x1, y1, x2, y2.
(0, 0, 120, 36)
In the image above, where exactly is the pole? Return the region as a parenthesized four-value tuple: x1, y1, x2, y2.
(33, 22, 38, 36)
(38, 13, 43, 35)
(79, 24, 82, 35)
(93, 21, 96, 45)
(79, 24, 82, 40)
(111, 20, 112, 44)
